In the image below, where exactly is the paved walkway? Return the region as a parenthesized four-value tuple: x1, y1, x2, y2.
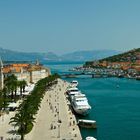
(0, 112, 16, 139)
(26, 79, 82, 140)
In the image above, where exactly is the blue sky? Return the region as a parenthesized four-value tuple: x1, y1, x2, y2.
(0, 0, 140, 54)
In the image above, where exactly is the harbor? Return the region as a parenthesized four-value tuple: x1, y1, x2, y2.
(47, 62, 140, 140)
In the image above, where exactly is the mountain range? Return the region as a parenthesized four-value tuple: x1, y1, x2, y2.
(0, 47, 120, 62)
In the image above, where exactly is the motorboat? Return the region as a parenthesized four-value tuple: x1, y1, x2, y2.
(86, 136, 97, 140)
(70, 80, 78, 87)
(78, 119, 97, 128)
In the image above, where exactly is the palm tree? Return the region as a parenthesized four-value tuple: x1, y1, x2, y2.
(18, 81, 23, 96)
(10, 81, 17, 99)
(21, 80, 27, 93)
(10, 112, 26, 140)
(0, 90, 3, 112)
(9, 105, 35, 140)
(9, 74, 60, 139)
(4, 74, 18, 99)
(18, 80, 27, 96)
(0, 87, 9, 112)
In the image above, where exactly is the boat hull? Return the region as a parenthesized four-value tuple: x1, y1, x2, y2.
(72, 105, 91, 116)
(78, 119, 97, 129)
(78, 122, 97, 128)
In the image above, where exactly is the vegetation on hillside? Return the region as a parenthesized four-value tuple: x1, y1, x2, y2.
(100, 48, 140, 62)
(84, 48, 140, 67)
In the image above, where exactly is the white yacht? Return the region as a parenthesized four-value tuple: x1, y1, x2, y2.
(67, 87, 81, 96)
(71, 93, 91, 115)
(66, 87, 81, 101)
(70, 80, 78, 87)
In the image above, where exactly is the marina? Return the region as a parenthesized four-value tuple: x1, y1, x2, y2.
(47, 62, 140, 140)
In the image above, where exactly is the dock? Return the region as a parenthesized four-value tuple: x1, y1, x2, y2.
(26, 79, 82, 140)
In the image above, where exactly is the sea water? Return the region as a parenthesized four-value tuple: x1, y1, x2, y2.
(45, 62, 140, 140)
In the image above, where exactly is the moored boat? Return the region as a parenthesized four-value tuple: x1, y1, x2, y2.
(86, 136, 97, 140)
(71, 80, 78, 87)
(78, 119, 97, 128)
(71, 94, 91, 115)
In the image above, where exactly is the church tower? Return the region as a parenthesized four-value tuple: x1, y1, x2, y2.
(0, 58, 4, 90)
(35, 59, 40, 65)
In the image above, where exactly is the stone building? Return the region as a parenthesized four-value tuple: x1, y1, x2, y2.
(0, 60, 51, 89)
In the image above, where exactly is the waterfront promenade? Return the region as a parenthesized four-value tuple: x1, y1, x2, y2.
(26, 79, 82, 140)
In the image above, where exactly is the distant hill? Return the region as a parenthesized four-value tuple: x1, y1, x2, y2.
(100, 48, 140, 62)
(0, 47, 120, 62)
(0, 47, 60, 62)
(0, 47, 44, 61)
(61, 50, 120, 62)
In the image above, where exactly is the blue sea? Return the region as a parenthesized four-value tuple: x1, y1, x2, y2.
(45, 62, 140, 140)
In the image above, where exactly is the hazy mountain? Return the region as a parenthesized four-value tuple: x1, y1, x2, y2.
(0, 47, 59, 62)
(0, 47, 45, 61)
(44, 52, 61, 61)
(0, 47, 120, 62)
(61, 50, 120, 61)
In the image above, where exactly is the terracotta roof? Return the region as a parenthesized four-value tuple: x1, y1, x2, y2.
(27, 65, 43, 71)
(11, 64, 29, 67)
(3, 66, 23, 73)
(3, 66, 11, 73)
(3, 63, 46, 74)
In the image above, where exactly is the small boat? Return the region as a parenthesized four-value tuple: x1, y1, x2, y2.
(86, 136, 97, 140)
(78, 119, 97, 128)
(71, 80, 78, 87)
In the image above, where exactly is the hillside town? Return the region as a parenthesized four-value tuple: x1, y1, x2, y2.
(70, 49, 140, 79)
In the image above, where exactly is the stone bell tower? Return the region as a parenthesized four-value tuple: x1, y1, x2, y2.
(0, 57, 4, 90)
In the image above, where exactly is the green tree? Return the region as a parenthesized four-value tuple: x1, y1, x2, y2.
(18, 80, 27, 96)
(0, 87, 9, 112)
(9, 74, 59, 140)
(4, 74, 18, 99)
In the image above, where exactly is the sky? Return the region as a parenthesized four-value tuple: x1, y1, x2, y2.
(0, 0, 140, 54)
